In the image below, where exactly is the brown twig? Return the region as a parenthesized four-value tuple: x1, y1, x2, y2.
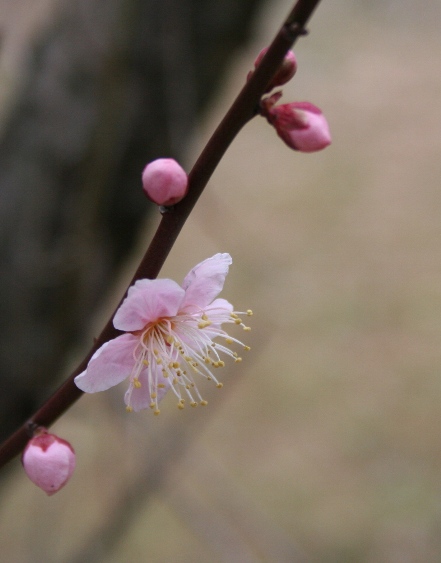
(0, 0, 322, 468)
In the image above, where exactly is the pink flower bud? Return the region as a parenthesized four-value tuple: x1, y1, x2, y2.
(22, 431, 76, 495)
(266, 101, 331, 152)
(142, 158, 188, 206)
(247, 48, 297, 90)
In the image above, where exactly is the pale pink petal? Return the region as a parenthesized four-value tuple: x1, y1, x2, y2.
(114, 278, 185, 331)
(198, 298, 234, 332)
(74, 333, 138, 392)
(124, 367, 172, 412)
(204, 298, 234, 315)
(181, 253, 232, 311)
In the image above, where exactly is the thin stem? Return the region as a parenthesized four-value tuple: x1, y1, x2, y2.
(0, 0, 322, 469)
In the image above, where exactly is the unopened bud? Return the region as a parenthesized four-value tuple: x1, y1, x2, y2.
(22, 430, 76, 495)
(265, 101, 331, 153)
(247, 48, 297, 91)
(142, 158, 188, 206)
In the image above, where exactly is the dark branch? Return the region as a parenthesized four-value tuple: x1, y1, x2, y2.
(0, 0, 323, 469)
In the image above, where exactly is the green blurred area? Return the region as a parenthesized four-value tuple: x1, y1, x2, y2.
(3, 0, 441, 561)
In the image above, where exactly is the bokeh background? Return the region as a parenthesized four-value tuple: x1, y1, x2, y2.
(2, 0, 441, 561)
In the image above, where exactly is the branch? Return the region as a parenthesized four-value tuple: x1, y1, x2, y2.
(0, 0, 323, 469)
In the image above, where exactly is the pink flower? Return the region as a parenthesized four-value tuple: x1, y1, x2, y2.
(247, 48, 297, 91)
(75, 254, 251, 414)
(265, 99, 331, 153)
(22, 431, 76, 495)
(142, 158, 188, 206)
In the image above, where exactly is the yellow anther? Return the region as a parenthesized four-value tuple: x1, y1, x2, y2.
(202, 313, 208, 321)
(218, 360, 225, 367)
(165, 335, 174, 344)
(177, 402, 185, 410)
(134, 379, 142, 388)
(234, 318, 242, 325)
(162, 371, 169, 377)
(190, 401, 198, 407)
(216, 383, 223, 389)
(231, 313, 239, 319)
(200, 400, 208, 406)
(235, 357, 242, 363)
(198, 320, 211, 328)
(247, 309, 253, 316)
(225, 338, 233, 344)
(143, 360, 149, 366)
(151, 392, 157, 399)
(158, 383, 166, 388)
(153, 409, 161, 416)
(243, 326, 251, 332)
(172, 362, 180, 369)
(126, 405, 133, 413)
(204, 357, 211, 364)
(150, 402, 156, 409)
(244, 345, 251, 351)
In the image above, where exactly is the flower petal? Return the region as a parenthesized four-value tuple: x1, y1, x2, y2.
(199, 298, 234, 331)
(181, 253, 232, 311)
(204, 298, 234, 315)
(74, 333, 138, 392)
(124, 366, 172, 412)
(114, 278, 185, 331)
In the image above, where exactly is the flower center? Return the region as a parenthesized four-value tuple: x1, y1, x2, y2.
(125, 308, 252, 414)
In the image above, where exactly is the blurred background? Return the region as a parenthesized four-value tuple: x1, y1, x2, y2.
(2, 0, 441, 561)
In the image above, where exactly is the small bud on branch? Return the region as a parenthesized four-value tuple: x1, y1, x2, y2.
(22, 429, 76, 495)
(142, 158, 188, 206)
(262, 96, 331, 152)
(248, 48, 298, 91)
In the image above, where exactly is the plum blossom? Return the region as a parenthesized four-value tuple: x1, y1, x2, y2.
(75, 254, 251, 414)
(22, 430, 76, 495)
